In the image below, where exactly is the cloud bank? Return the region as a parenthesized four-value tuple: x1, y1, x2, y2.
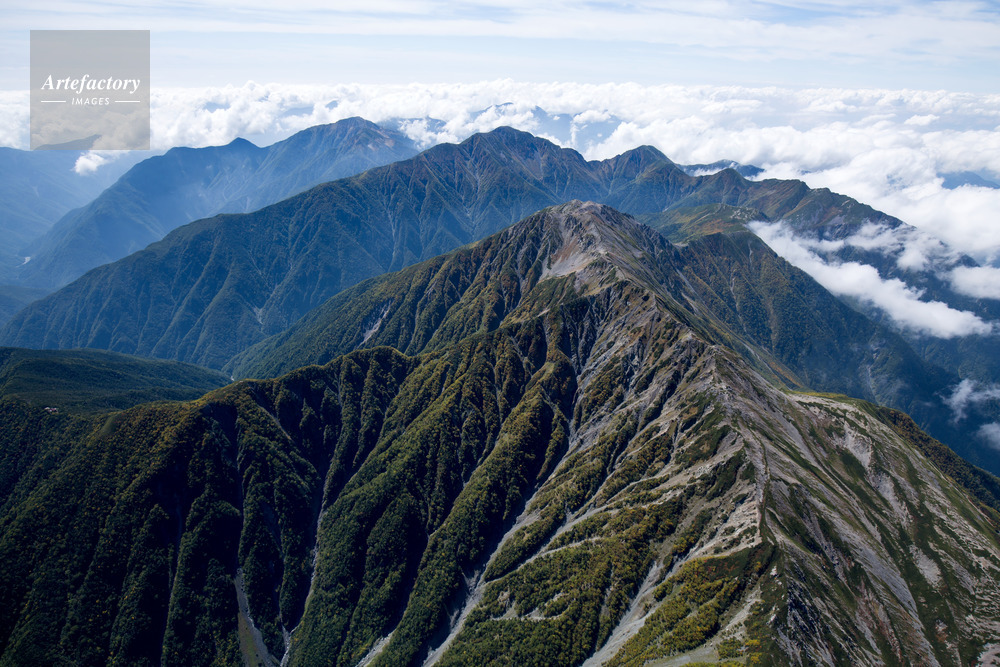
(750, 221, 994, 339)
(949, 266, 1000, 300)
(2, 80, 999, 266)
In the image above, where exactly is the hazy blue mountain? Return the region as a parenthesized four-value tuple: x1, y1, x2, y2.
(678, 159, 764, 179)
(941, 170, 999, 189)
(16, 118, 418, 289)
(1, 202, 998, 666)
(0, 147, 146, 282)
(0, 285, 50, 328)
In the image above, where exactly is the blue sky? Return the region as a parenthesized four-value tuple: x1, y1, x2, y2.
(2, 1, 999, 91)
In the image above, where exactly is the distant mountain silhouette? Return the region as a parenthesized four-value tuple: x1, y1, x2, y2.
(17, 118, 418, 289)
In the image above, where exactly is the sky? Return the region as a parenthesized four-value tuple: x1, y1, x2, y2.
(2, 1, 999, 90)
(1, 2, 997, 264)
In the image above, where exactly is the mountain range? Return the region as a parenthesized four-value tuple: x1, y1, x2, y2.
(13, 118, 418, 290)
(1, 202, 998, 666)
(0, 127, 923, 369)
(3, 125, 997, 475)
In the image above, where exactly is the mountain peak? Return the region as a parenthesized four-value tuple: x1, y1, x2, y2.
(537, 200, 639, 270)
(273, 116, 410, 150)
(292, 116, 382, 138)
(620, 144, 671, 164)
(460, 125, 560, 152)
(518, 200, 669, 288)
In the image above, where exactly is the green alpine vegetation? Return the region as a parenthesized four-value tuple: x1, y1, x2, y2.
(0, 347, 229, 413)
(7, 126, 997, 476)
(228, 198, 981, 473)
(1, 202, 998, 666)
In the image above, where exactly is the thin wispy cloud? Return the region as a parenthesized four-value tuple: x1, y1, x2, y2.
(944, 379, 1000, 422)
(7, 1, 1000, 56)
(945, 379, 1000, 452)
(979, 423, 1000, 451)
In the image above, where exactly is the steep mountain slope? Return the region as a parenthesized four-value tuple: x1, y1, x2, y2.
(767, 218, 1000, 428)
(0, 347, 228, 413)
(16, 118, 417, 289)
(643, 188, 1000, 419)
(669, 231, 981, 465)
(227, 201, 980, 472)
(1, 202, 998, 667)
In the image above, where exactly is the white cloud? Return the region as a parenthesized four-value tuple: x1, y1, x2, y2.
(978, 423, 1000, 451)
(0, 91, 28, 149)
(819, 222, 957, 272)
(569, 87, 1000, 264)
(949, 266, 1000, 300)
(943, 379, 1000, 422)
(750, 221, 995, 338)
(73, 150, 127, 175)
(904, 114, 938, 126)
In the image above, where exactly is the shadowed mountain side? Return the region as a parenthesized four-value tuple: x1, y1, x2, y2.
(0, 347, 228, 413)
(0, 147, 145, 283)
(644, 192, 1000, 401)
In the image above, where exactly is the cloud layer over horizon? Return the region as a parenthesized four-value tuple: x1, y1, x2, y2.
(3, 79, 999, 284)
